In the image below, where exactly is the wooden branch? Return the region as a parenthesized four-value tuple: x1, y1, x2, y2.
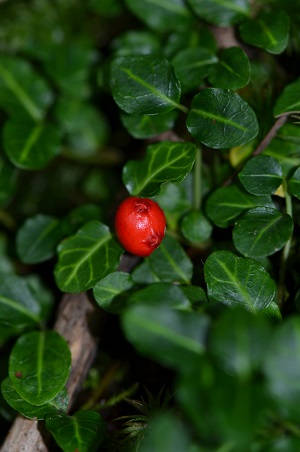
(0, 292, 104, 452)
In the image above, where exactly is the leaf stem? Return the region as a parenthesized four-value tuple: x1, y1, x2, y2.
(176, 103, 189, 114)
(278, 179, 293, 306)
(193, 147, 202, 211)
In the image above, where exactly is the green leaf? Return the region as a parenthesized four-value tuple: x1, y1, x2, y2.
(205, 184, 275, 228)
(233, 207, 293, 258)
(1, 378, 68, 420)
(156, 180, 192, 230)
(172, 47, 218, 92)
(263, 138, 300, 176)
(9, 331, 71, 406)
(124, 0, 194, 32)
(164, 25, 217, 59)
(110, 55, 182, 115)
(121, 111, 178, 139)
(123, 141, 196, 197)
(0, 55, 53, 121)
(16, 214, 66, 264)
(3, 119, 60, 170)
(0, 273, 46, 340)
(111, 30, 161, 57)
(45, 410, 105, 452)
(54, 98, 109, 156)
(148, 235, 193, 284)
(42, 40, 94, 99)
(54, 221, 123, 293)
(121, 302, 209, 370)
(239, 10, 289, 55)
(187, 0, 250, 26)
(209, 307, 271, 378)
(181, 210, 212, 244)
(263, 317, 300, 421)
(131, 259, 160, 284)
(204, 250, 276, 313)
(238, 155, 283, 196)
(186, 88, 259, 148)
(93, 271, 135, 314)
(208, 47, 250, 90)
(289, 166, 300, 199)
(273, 77, 300, 117)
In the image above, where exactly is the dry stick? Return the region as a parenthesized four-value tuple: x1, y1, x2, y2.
(0, 292, 104, 452)
(253, 114, 289, 156)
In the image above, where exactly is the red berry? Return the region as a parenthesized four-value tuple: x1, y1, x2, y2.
(115, 197, 166, 257)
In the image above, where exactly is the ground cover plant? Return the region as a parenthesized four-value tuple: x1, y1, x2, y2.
(1, 0, 300, 450)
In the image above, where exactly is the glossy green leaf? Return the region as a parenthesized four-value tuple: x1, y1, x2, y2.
(55, 221, 123, 293)
(156, 180, 192, 230)
(206, 184, 275, 228)
(233, 207, 293, 258)
(204, 250, 276, 313)
(239, 10, 289, 55)
(93, 271, 135, 314)
(1, 378, 68, 420)
(172, 47, 218, 92)
(148, 235, 193, 284)
(45, 411, 105, 452)
(289, 166, 300, 199)
(0, 154, 18, 207)
(209, 307, 271, 378)
(124, 0, 194, 32)
(122, 301, 209, 370)
(110, 55, 182, 115)
(164, 26, 217, 59)
(263, 138, 300, 176)
(54, 98, 109, 156)
(0, 55, 53, 121)
(43, 40, 94, 99)
(181, 285, 208, 307)
(3, 119, 60, 170)
(123, 141, 196, 196)
(208, 47, 250, 90)
(121, 111, 178, 139)
(16, 214, 66, 264)
(131, 259, 160, 284)
(187, 0, 250, 26)
(0, 273, 47, 339)
(273, 77, 300, 117)
(238, 155, 283, 196)
(263, 317, 300, 421)
(181, 210, 212, 244)
(9, 331, 71, 406)
(186, 88, 259, 148)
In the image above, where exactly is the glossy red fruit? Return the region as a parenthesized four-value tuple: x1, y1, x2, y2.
(115, 197, 166, 257)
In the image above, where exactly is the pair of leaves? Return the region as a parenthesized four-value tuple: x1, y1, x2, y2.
(2, 330, 71, 419)
(110, 54, 259, 149)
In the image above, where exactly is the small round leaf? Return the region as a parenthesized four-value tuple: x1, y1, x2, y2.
(238, 155, 283, 196)
(181, 210, 212, 243)
(289, 166, 300, 199)
(208, 47, 250, 90)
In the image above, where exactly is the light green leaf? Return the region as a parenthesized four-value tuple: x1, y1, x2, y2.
(45, 411, 105, 452)
(16, 214, 66, 264)
(111, 30, 161, 57)
(148, 235, 193, 284)
(186, 88, 259, 148)
(233, 207, 293, 258)
(205, 184, 275, 228)
(124, 0, 194, 32)
(110, 55, 182, 115)
(208, 46, 250, 90)
(239, 10, 289, 55)
(1, 378, 68, 420)
(3, 119, 60, 170)
(123, 141, 196, 196)
(187, 0, 250, 26)
(54, 221, 123, 293)
(238, 155, 283, 196)
(9, 331, 71, 406)
(204, 250, 276, 313)
(181, 210, 212, 244)
(273, 77, 300, 117)
(0, 55, 53, 121)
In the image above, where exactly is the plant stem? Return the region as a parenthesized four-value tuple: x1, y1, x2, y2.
(176, 103, 189, 114)
(278, 179, 293, 306)
(253, 114, 288, 156)
(193, 146, 202, 211)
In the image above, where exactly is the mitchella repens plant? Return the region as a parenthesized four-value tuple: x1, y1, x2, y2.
(1, 0, 300, 451)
